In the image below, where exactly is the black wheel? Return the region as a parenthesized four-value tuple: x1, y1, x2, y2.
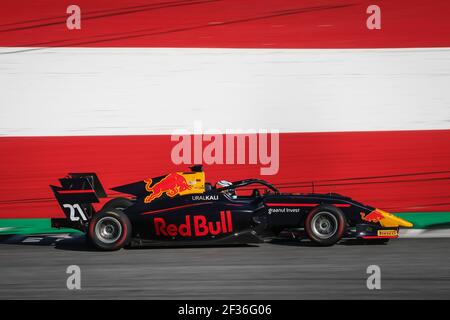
(304, 205, 346, 246)
(88, 210, 132, 251)
(102, 197, 134, 211)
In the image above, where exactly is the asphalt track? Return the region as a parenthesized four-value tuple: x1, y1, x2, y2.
(0, 235, 449, 299)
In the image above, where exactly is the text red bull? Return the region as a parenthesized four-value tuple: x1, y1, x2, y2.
(154, 211, 233, 237)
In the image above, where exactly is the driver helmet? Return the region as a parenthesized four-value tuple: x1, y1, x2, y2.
(216, 180, 237, 199)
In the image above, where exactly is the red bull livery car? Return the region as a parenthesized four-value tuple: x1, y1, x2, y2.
(50, 165, 413, 251)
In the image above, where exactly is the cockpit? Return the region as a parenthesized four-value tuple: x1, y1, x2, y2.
(214, 179, 279, 200)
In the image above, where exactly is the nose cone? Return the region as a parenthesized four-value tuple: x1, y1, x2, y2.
(376, 209, 414, 228)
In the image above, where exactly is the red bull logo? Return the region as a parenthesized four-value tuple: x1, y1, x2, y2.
(360, 210, 385, 223)
(144, 173, 191, 203)
(154, 211, 233, 237)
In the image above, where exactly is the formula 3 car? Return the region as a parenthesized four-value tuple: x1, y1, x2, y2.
(50, 165, 413, 250)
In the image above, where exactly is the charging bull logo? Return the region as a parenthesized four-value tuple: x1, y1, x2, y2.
(360, 210, 385, 223)
(144, 173, 191, 203)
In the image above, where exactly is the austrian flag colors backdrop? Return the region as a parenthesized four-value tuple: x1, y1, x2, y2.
(0, 0, 450, 234)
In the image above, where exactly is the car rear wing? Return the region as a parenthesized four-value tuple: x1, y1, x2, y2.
(50, 173, 107, 230)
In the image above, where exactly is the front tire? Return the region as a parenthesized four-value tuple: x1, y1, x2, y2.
(304, 205, 346, 246)
(88, 210, 132, 251)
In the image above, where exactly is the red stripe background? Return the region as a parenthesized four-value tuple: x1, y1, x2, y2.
(0, 0, 449, 48)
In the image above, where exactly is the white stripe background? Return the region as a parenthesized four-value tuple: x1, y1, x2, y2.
(1, 47, 450, 136)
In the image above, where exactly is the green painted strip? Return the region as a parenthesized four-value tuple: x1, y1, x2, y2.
(0, 212, 450, 235)
(396, 212, 450, 229)
(0, 219, 81, 235)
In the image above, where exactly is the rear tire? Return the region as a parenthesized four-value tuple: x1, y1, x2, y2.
(304, 205, 346, 246)
(88, 209, 132, 251)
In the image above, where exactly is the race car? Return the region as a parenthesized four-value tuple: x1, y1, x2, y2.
(50, 165, 413, 250)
